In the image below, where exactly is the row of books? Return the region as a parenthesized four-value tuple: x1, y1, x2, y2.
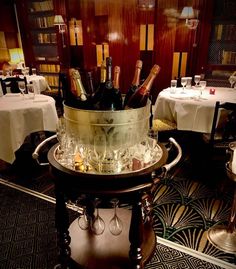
(221, 50, 236, 65)
(38, 64, 60, 73)
(44, 75, 59, 87)
(35, 56, 59, 62)
(213, 24, 236, 41)
(32, 16, 55, 29)
(29, 1, 53, 12)
(37, 33, 57, 44)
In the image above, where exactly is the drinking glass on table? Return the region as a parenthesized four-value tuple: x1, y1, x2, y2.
(18, 81, 26, 98)
(186, 77, 192, 89)
(199, 80, 207, 99)
(181, 77, 187, 93)
(31, 68, 37, 76)
(194, 75, 201, 87)
(170, 79, 177, 93)
(27, 83, 35, 99)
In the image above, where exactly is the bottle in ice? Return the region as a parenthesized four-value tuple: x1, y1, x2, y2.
(124, 64, 161, 109)
(69, 68, 92, 109)
(123, 59, 143, 108)
(92, 60, 106, 110)
(96, 57, 123, 110)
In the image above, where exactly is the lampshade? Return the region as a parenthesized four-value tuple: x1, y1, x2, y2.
(180, 7, 194, 19)
(9, 48, 24, 64)
(54, 15, 65, 25)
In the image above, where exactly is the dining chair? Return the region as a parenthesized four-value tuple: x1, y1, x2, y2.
(202, 101, 236, 149)
(0, 76, 27, 94)
(199, 101, 236, 175)
(150, 119, 177, 143)
(41, 72, 67, 117)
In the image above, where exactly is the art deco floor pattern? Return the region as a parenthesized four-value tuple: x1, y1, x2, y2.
(0, 132, 236, 268)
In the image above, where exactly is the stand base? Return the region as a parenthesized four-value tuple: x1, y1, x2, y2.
(207, 225, 236, 254)
(68, 208, 156, 269)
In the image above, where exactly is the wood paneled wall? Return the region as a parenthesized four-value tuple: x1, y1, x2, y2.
(66, 0, 213, 101)
(12, 0, 214, 102)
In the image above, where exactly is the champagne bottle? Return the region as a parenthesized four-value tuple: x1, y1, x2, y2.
(86, 71, 95, 95)
(123, 59, 143, 108)
(125, 64, 161, 109)
(111, 65, 123, 110)
(92, 60, 106, 110)
(69, 68, 92, 109)
(96, 57, 123, 110)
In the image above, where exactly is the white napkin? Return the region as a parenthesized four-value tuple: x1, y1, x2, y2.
(232, 149, 236, 174)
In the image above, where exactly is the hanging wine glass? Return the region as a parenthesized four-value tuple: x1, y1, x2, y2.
(91, 198, 105, 235)
(78, 206, 91, 230)
(109, 198, 123, 236)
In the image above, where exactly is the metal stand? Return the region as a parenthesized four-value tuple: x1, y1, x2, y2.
(207, 162, 236, 254)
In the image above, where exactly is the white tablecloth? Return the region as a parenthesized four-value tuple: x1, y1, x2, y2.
(153, 87, 236, 133)
(0, 75, 50, 95)
(0, 94, 58, 163)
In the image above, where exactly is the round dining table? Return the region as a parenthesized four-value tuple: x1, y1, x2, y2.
(0, 93, 58, 163)
(153, 87, 236, 133)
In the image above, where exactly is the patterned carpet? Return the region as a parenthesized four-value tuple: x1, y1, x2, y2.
(0, 131, 236, 268)
(0, 184, 232, 269)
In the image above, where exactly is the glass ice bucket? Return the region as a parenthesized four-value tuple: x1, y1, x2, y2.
(62, 100, 154, 173)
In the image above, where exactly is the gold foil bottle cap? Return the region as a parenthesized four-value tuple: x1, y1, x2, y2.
(136, 60, 143, 69)
(151, 64, 161, 75)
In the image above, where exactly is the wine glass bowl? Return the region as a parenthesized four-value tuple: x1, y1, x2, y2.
(18, 81, 26, 98)
(181, 77, 187, 93)
(91, 198, 105, 235)
(78, 206, 91, 230)
(194, 75, 201, 87)
(109, 198, 123, 236)
(170, 79, 177, 94)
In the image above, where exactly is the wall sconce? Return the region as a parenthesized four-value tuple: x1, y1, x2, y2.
(180, 6, 199, 30)
(138, 0, 155, 10)
(54, 15, 66, 48)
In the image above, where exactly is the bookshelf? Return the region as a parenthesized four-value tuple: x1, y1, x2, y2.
(208, 0, 236, 68)
(18, 0, 61, 89)
(206, 0, 236, 86)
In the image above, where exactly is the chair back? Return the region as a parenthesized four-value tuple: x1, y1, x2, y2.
(209, 101, 236, 146)
(0, 76, 27, 94)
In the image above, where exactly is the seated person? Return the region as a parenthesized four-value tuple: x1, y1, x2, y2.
(1, 61, 13, 76)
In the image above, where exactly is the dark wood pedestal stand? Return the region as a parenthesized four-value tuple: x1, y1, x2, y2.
(48, 143, 168, 269)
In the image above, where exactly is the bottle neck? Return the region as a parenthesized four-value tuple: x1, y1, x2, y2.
(140, 72, 157, 95)
(132, 67, 141, 86)
(100, 68, 106, 83)
(105, 60, 113, 89)
(87, 72, 94, 93)
(72, 70, 87, 101)
(113, 67, 120, 90)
